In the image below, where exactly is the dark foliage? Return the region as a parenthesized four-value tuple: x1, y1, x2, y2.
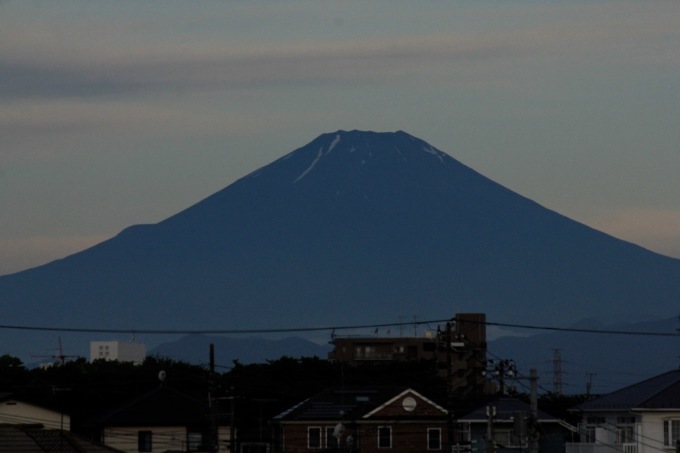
(0, 354, 30, 390)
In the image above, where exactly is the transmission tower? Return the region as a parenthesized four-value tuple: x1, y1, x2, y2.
(551, 348, 565, 394)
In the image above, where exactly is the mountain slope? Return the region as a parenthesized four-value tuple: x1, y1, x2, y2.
(1, 130, 679, 358)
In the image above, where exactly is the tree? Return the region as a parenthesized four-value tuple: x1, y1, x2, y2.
(0, 354, 29, 390)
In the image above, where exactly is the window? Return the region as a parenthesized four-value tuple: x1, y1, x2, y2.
(187, 432, 203, 451)
(308, 427, 322, 449)
(454, 423, 471, 444)
(428, 428, 442, 450)
(137, 431, 152, 452)
(616, 417, 635, 444)
(495, 429, 526, 447)
(378, 426, 392, 448)
(582, 416, 606, 443)
(664, 419, 680, 447)
(587, 416, 606, 424)
(326, 427, 339, 449)
(582, 426, 596, 443)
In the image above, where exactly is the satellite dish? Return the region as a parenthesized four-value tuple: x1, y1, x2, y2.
(333, 422, 345, 439)
(158, 370, 167, 382)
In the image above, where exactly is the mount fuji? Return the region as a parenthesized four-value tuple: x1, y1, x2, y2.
(2, 130, 679, 360)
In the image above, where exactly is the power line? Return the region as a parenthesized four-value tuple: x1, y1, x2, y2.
(486, 320, 679, 337)
(0, 318, 677, 337)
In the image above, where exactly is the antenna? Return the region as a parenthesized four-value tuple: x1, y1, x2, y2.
(586, 372, 596, 396)
(31, 337, 80, 366)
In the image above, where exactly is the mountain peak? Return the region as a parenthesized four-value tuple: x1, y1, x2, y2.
(278, 130, 450, 185)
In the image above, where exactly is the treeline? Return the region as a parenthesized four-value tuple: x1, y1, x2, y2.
(0, 353, 585, 442)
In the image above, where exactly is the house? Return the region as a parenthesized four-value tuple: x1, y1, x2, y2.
(273, 386, 449, 453)
(329, 313, 489, 395)
(90, 385, 231, 453)
(0, 392, 70, 431)
(566, 369, 680, 453)
(0, 424, 123, 452)
(457, 396, 569, 453)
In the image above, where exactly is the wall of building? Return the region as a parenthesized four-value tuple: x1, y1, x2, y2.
(90, 340, 146, 364)
(639, 411, 675, 453)
(280, 421, 448, 453)
(0, 399, 70, 430)
(328, 313, 489, 395)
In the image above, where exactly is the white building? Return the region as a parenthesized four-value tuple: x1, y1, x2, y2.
(566, 369, 680, 453)
(90, 340, 146, 364)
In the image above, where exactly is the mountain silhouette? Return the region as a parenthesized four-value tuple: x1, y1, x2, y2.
(2, 130, 679, 358)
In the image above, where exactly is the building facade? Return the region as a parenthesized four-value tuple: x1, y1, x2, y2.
(329, 313, 489, 395)
(566, 370, 680, 453)
(90, 340, 146, 364)
(274, 386, 449, 453)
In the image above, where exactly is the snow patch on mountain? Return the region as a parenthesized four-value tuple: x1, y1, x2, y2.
(423, 146, 445, 163)
(294, 147, 324, 183)
(327, 134, 341, 154)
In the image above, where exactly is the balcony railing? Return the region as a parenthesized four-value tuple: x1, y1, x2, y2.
(353, 351, 393, 360)
(566, 443, 638, 453)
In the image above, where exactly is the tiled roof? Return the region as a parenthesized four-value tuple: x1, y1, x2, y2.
(458, 397, 559, 422)
(577, 369, 680, 411)
(0, 424, 122, 452)
(91, 385, 219, 427)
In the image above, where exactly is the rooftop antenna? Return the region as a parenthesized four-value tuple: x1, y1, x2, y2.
(32, 337, 79, 366)
(585, 372, 596, 396)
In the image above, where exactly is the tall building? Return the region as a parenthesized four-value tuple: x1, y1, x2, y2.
(90, 340, 146, 364)
(329, 313, 489, 395)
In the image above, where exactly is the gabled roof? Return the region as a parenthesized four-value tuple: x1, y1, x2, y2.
(0, 424, 122, 452)
(275, 386, 444, 422)
(458, 397, 559, 423)
(362, 388, 447, 418)
(91, 385, 220, 427)
(577, 369, 680, 411)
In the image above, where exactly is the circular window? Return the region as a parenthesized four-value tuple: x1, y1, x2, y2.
(402, 396, 417, 412)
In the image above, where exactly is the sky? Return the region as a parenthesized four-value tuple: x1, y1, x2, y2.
(1, 0, 679, 277)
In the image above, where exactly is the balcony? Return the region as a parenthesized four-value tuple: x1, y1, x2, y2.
(566, 443, 638, 453)
(353, 351, 393, 360)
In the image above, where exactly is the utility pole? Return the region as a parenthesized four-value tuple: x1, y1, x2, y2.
(486, 405, 496, 453)
(209, 344, 219, 453)
(484, 359, 517, 395)
(229, 388, 236, 453)
(446, 320, 454, 453)
(529, 369, 538, 453)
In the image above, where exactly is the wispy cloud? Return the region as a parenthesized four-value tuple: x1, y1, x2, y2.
(2, 5, 678, 102)
(0, 36, 517, 101)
